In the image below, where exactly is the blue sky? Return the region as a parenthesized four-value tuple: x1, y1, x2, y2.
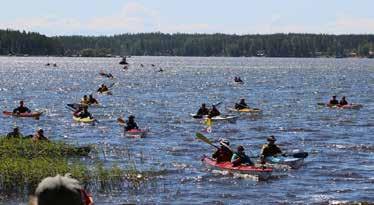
(1, 0, 374, 36)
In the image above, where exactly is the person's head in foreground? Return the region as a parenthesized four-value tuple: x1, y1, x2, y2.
(29, 174, 92, 205)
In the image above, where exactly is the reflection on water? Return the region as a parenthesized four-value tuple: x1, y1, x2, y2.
(0, 56, 373, 204)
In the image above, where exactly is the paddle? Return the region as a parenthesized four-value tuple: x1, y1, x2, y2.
(117, 117, 126, 125)
(195, 132, 219, 149)
(195, 132, 258, 158)
(317, 103, 326, 106)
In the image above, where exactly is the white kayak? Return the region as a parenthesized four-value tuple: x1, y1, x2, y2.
(208, 115, 239, 121)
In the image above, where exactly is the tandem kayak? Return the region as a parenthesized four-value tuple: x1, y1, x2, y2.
(98, 91, 112, 95)
(318, 103, 363, 109)
(202, 157, 272, 180)
(3, 111, 43, 119)
(73, 116, 95, 123)
(228, 108, 262, 113)
(124, 129, 148, 138)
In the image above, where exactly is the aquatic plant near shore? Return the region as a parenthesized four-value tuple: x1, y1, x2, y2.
(0, 137, 157, 194)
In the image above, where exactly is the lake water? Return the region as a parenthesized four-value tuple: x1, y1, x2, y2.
(0, 56, 373, 204)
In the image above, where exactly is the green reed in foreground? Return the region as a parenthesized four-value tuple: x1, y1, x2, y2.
(0, 137, 155, 193)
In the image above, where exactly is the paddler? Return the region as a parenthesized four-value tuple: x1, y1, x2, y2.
(124, 115, 139, 131)
(32, 128, 49, 142)
(235, 98, 249, 109)
(208, 105, 221, 118)
(196, 103, 209, 116)
(260, 136, 282, 160)
(212, 139, 233, 163)
(74, 106, 93, 119)
(29, 174, 93, 205)
(97, 84, 109, 93)
(80, 95, 90, 105)
(329, 96, 339, 105)
(88, 95, 99, 105)
(231, 145, 253, 166)
(339, 96, 348, 106)
(13, 100, 31, 114)
(6, 126, 23, 138)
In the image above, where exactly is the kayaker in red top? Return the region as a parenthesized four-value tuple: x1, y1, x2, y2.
(13, 101, 31, 114)
(212, 139, 233, 163)
(208, 105, 221, 118)
(329, 96, 339, 105)
(260, 136, 282, 159)
(124, 115, 139, 131)
(339, 96, 348, 106)
(196, 103, 209, 116)
(74, 106, 93, 119)
(231, 145, 253, 166)
(235, 98, 249, 110)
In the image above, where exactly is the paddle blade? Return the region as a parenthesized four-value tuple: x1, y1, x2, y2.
(196, 132, 213, 145)
(117, 117, 126, 125)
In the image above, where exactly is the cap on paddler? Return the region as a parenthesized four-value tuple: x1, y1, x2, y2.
(267, 135, 276, 142)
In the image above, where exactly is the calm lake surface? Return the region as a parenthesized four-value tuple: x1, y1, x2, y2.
(0, 56, 373, 204)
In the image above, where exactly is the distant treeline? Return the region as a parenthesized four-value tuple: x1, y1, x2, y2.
(1, 29, 374, 57)
(0, 29, 63, 56)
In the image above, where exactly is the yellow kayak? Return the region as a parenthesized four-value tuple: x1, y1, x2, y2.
(228, 108, 262, 113)
(73, 116, 95, 123)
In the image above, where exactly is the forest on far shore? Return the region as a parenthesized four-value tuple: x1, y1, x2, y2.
(1, 29, 374, 58)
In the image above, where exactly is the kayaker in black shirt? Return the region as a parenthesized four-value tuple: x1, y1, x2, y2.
(7, 126, 23, 138)
(197, 103, 209, 116)
(13, 101, 31, 114)
(235, 98, 249, 110)
(231, 145, 253, 167)
(212, 139, 233, 163)
(74, 106, 93, 119)
(88, 95, 99, 104)
(260, 136, 282, 159)
(329, 96, 339, 105)
(125, 115, 139, 131)
(339, 96, 348, 106)
(209, 105, 221, 118)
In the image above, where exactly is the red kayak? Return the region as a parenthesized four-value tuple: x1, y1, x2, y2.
(202, 157, 272, 180)
(124, 129, 148, 138)
(3, 111, 43, 118)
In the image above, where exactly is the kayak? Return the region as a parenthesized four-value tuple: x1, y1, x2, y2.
(67, 103, 100, 110)
(207, 115, 238, 121)
(124, 129, 147, 138)
(202, 157, 272, 180)
(263, 156, 304, 169)
(3, 111, 43, 118)
(318, 103, 363, 109)
(228, 108, 262, 113)
(73, 116, 95, 123)
(189, 113, 207, 119)
(98, 91, 112, 95)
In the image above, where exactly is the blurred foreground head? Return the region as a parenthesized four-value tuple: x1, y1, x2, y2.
(30, 174, 85, 205)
